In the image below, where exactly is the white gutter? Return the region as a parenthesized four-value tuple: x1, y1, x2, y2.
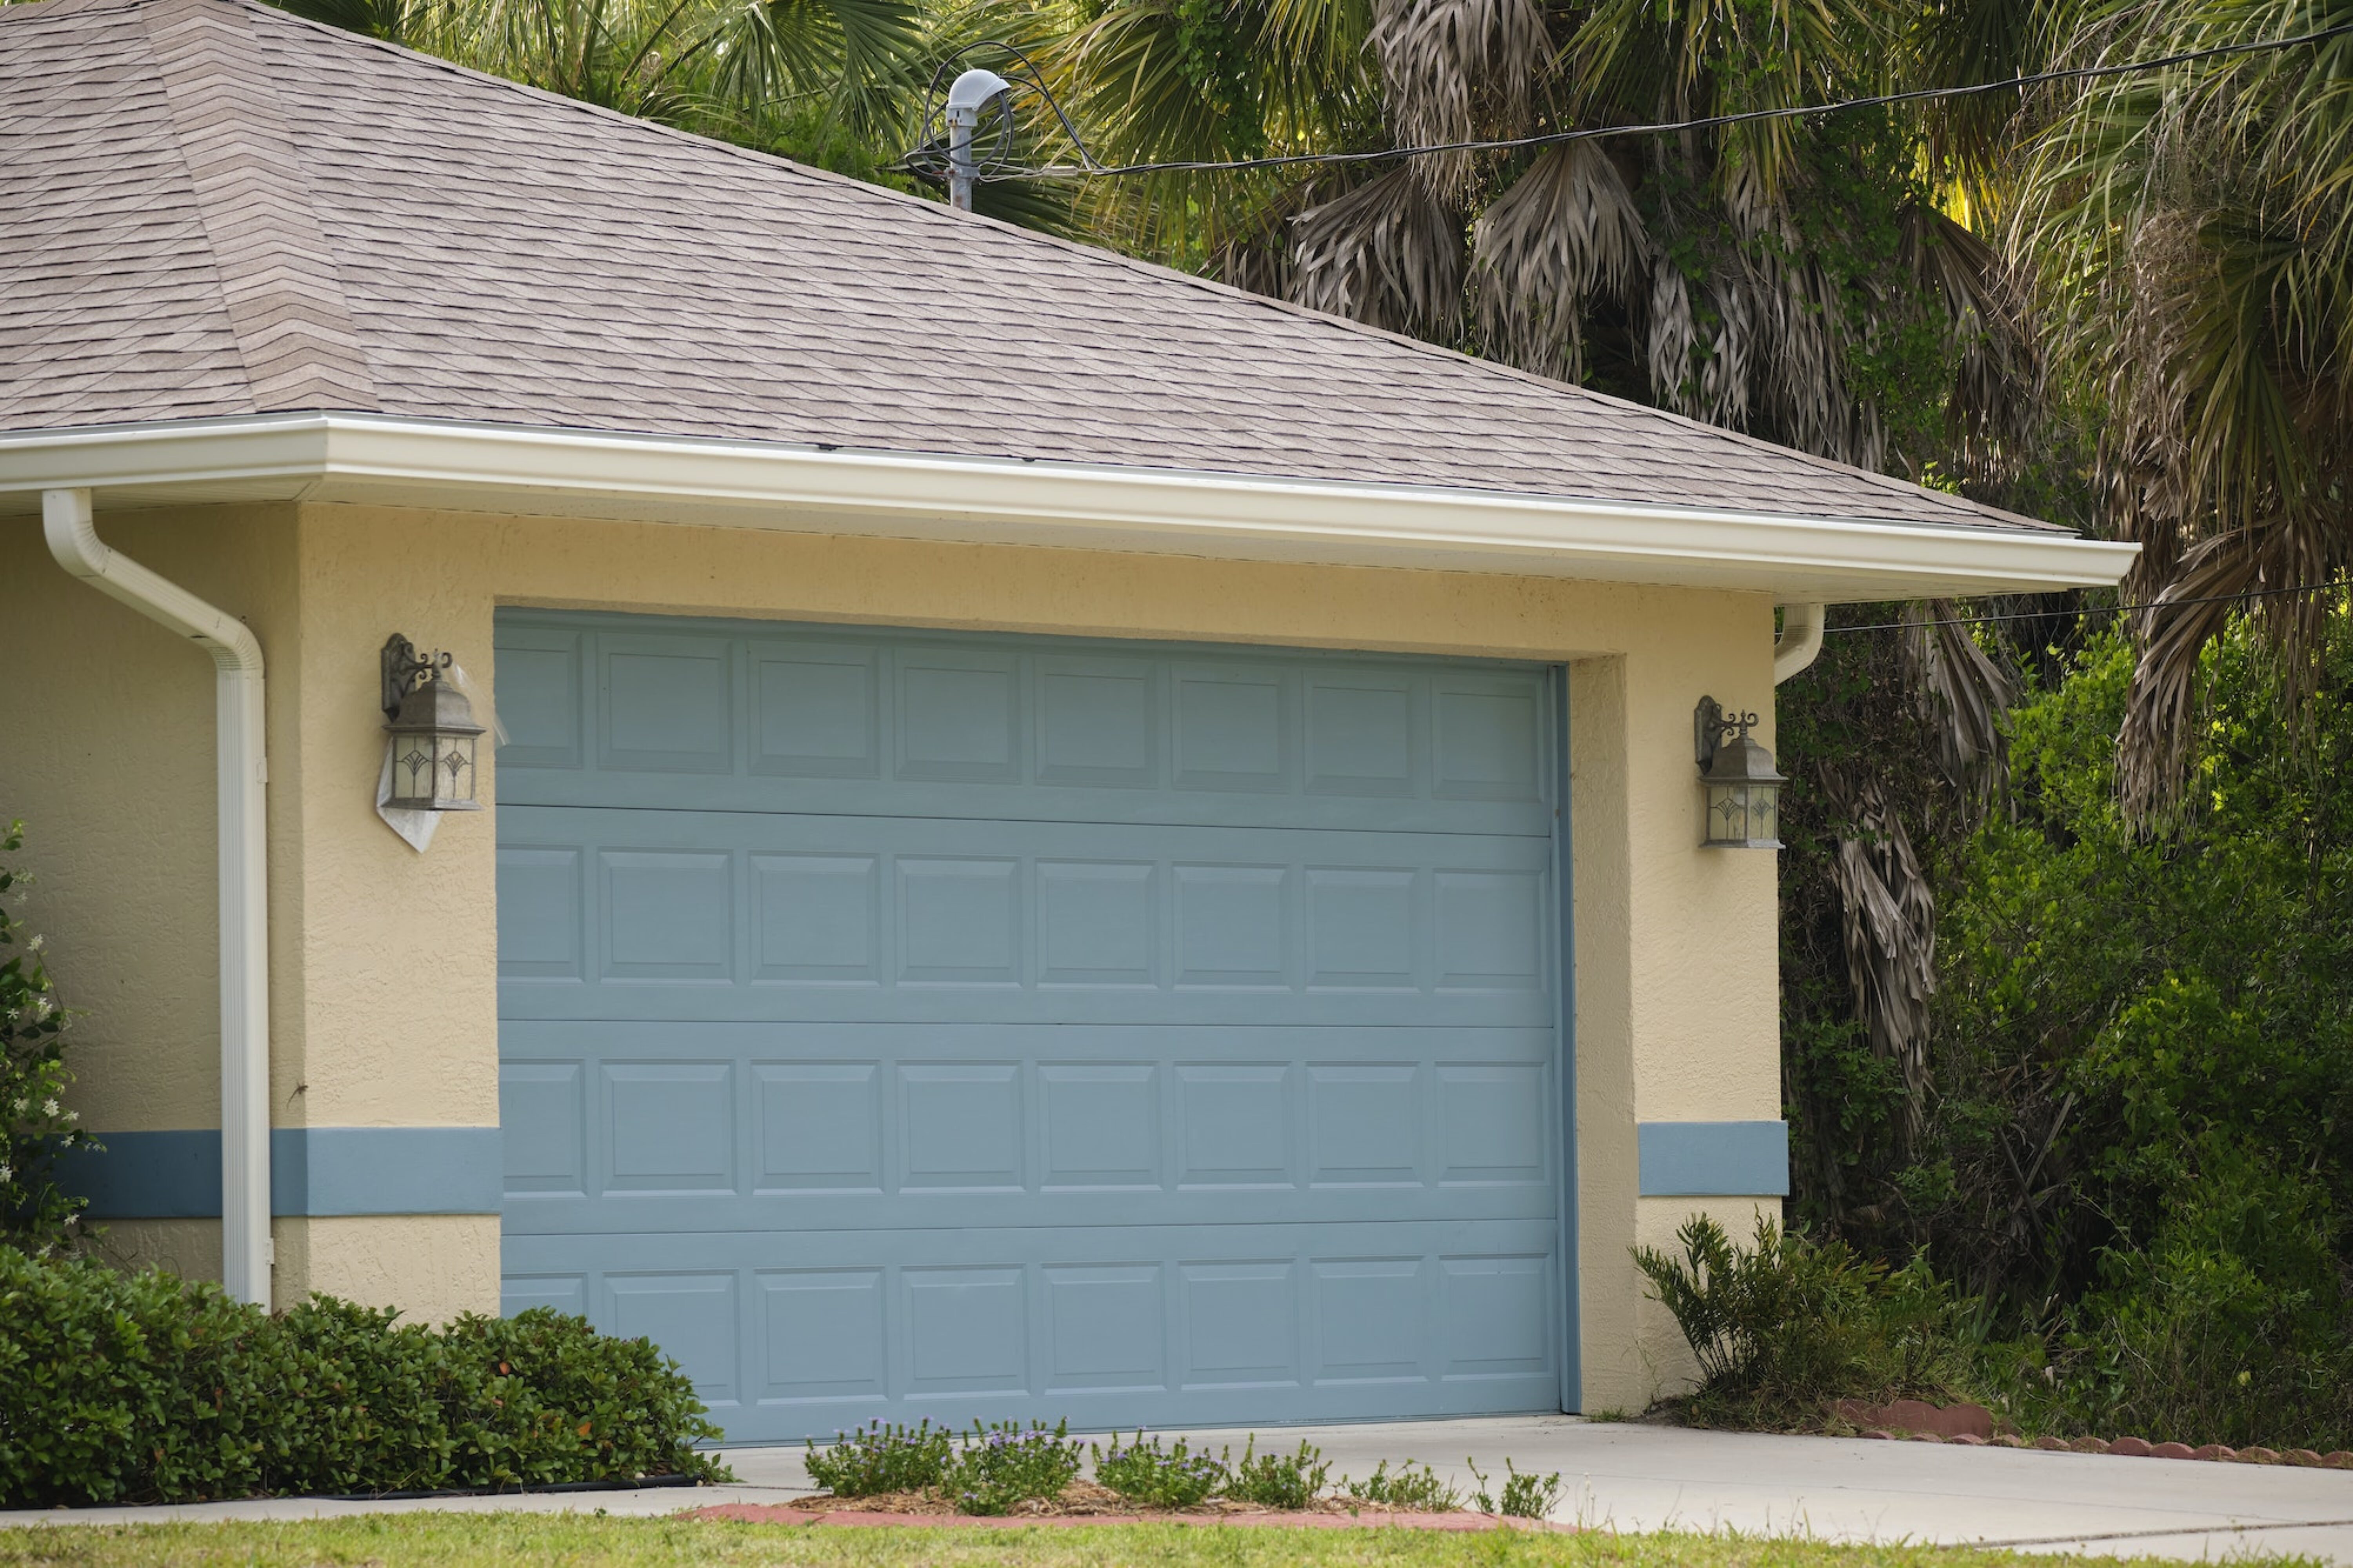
(1773, 602, 1826, 684)
(0, 414, 2141, 603)
(43, 489, 270, 1307)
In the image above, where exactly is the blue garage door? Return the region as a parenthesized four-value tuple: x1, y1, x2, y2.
(494, 611, 1570, 1442)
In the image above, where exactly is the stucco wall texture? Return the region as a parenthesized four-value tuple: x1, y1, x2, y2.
(0, 499, 1784, 1402)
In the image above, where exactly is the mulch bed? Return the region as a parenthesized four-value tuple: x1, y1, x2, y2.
(692, 1480, 1568, 1531)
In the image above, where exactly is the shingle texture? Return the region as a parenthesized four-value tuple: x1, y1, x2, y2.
(0, 0, 2056, 532)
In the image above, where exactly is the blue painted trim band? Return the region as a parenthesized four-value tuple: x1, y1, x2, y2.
(62, 1128, 502, 1218)
(1637, 1121, 1789, 1197)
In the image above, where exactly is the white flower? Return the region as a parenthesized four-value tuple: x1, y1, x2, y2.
(25, 934, 41, 952)
(0, 1165, 11, 1184)
(61, 1109, 76, 1123)
(41, 1098, 58, 1118)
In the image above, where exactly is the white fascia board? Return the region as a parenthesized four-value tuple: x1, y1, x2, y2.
(0, 412, 2140, 601)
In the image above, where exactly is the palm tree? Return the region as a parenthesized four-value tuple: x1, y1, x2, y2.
(2005, 0, 2353, 817)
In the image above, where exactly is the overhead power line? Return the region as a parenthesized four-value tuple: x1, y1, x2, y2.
(903, 21, 2353, 182)
(1831, 580, 2351, 636)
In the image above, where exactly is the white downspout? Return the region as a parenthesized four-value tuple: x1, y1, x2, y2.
(1773, 601, 1826, 685)
(43, 489, 271, 1306)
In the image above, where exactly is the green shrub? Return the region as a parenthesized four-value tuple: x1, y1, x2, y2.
(803, 1418, 951, 1496)
(1223, 1437, 1329, 1509)
(0, 821, 97, 1254)
(1340, 1459, 1457, 1510)
(0, 1250, 725, 1506)
(941, 1421, 1084, 1515)
(1467, 1457, 1561, 1519)
(1091, 1432, 1228, 1508)
(1635, 1214, 1975, 1428)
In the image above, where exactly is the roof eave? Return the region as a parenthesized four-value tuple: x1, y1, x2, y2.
(0, 413, 2140, 603)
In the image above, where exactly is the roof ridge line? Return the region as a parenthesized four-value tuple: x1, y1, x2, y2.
(141, 0, 380, 413)
(199, 0, 2046, 534)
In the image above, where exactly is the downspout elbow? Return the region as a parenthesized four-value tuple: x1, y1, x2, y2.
(1773, 602, 1825, 685)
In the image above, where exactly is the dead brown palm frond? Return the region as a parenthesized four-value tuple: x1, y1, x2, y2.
(1367, 0, 1551, 199)
(1902, 599, 2021, 812)
(1823, 772, 1938, 1159)
(1469, 143, 1648, 378)
(1288, 165, 1466, 335)
(1901, 207, 2040, 482)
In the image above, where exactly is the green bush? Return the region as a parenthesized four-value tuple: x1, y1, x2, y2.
(1340, 1459, 1457, 1511)
(1092, 1432, 1228, 1508)
(1223, 1437, 1329, 1509)
(0, 1250, 726, 1505)
(803, 1418, 951, 1496)
(0, 820, 97, 1254)
(1467, 1458, 1561, 1519)
(1635, 1214, 1976, 1428)
(940, 1421, 1084, 1515)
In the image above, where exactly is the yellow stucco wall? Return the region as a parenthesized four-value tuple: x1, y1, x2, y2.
(0, 498, 1786, 1396)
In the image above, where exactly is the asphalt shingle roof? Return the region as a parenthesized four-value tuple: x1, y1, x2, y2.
(0, 0, 2060, 533)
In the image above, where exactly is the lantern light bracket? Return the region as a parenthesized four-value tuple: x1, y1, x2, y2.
(381, 633, 454, 721)
(1694, 695, 1760, 770)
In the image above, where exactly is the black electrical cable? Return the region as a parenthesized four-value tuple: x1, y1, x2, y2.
(1830, 580, 2350, 636)
(904, 20, 2353, 181)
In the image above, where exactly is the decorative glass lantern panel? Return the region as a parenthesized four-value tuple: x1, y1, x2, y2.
(384, 676, 485, 811)
(1696, 707, 1786, 849)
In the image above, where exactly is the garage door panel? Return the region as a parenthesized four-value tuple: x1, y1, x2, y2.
(498, 614, 1566, 1437)
(498, 614, 1551, 838)
(502, 1219, 1557, 1439)
(500, 807, 1552, 1027)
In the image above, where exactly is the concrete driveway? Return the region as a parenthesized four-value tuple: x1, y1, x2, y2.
(5, 1415, 2349, 1561)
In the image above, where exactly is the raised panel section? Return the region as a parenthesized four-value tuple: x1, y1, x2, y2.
(502, 1273, 586, 1317)
(753, 854, 879, 983)
(501, 1061, 585, 1196)
(898, 654, 1019, 783)
(1040, 1065, 1160, 1189)
(1308, 1065, 1421, 1186)
(1440, 1256, 1550, 1380)
(1306, 681, 1414, 797)
(493, 629, 582, 770)
(1181, 1262, 1298, 1388)
(755, 1063, 882, 1192)
(1177, 1065, 1291, 1187)
(752, 643, 879, 779)
(1306, 868, 1415, 989)
(901, 1064, 1023, 1190)
(1174, 865, 1288, 987)
(1434, 687, 1541, 801)
(1037, 861, 1155, 986)
(1439, 1065, 1547, 1185)
(1313, 1259, 1426, 1384)
(601, 636, 732, 773)
(498, 847, 582, 978)
(1037, 663, 1155, 787)
(898, 858, 1019, 984)
(1044, 1265, 1166, 1392)
(604, 1063, 735, 1193)
(610, 1272, 740, 1405)
(904, 1266, 1027, 1395)
(602, 851, 733, 981)
(1172, 669, 1286, 791)
(760, 1269, 886, 1403)
(1434, 870, 1544, 991)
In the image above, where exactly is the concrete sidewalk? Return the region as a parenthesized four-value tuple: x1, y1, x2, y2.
(5, 1416, 2349, 1561)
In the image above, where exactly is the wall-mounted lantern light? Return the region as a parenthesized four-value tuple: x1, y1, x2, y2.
(1695, 696, 1786, 849)
(382, 634, 485, 812)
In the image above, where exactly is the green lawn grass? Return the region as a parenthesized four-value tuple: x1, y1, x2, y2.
(0, 1515, 2313, 1568)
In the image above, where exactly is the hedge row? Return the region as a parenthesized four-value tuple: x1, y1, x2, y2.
(0, 1249, 725, 1506)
